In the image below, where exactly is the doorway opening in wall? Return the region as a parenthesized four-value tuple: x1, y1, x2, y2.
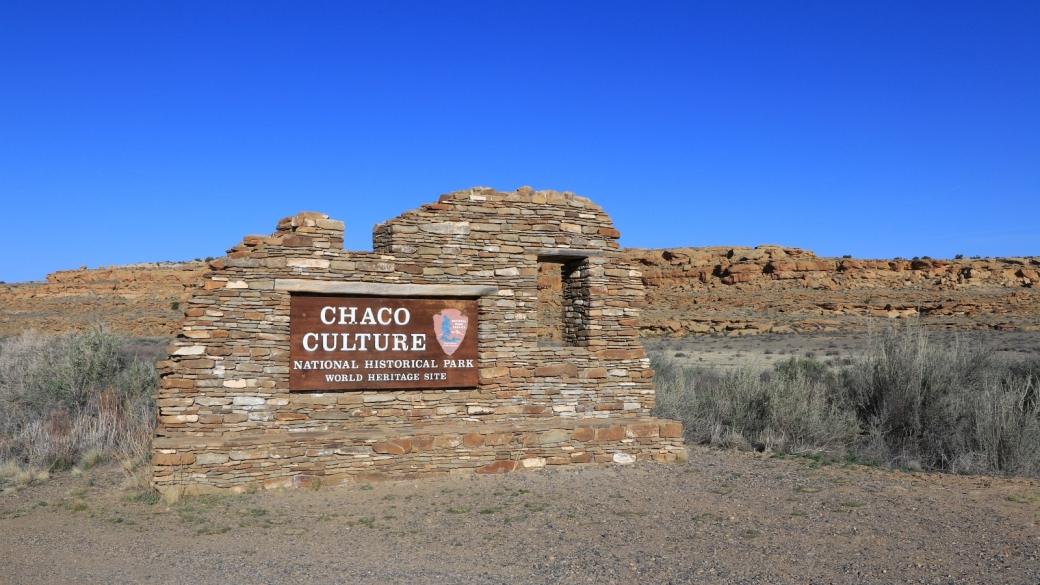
(536, 257, 590, 348)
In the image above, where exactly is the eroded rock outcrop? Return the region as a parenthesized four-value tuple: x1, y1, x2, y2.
(622, 246, 1040, 335)
(0, 263, 206, 338)
(3, 245, 1038, 340)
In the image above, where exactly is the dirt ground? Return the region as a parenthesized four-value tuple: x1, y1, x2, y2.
(2, 447, 1039, 585)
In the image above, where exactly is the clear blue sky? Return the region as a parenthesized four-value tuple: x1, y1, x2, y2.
(1, 2, 1037, 283)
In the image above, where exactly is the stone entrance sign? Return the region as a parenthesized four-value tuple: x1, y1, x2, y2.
(151, 186, 686, 495)
(289, 295, 478, 390)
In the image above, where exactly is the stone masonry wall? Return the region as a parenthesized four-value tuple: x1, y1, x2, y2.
(152, 187, 686, 494)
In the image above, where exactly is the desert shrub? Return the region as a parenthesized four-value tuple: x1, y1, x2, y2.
(0, 327, 158, 470)
(653, 322, 1040, 478)
(959, 376, 1040, 477)
(651, 355, 859, 455)
(773, 356, 831, 384)
(842, 324, 1040, 476)
(840, 325, 986, 466)
(1008, 355, 1040, 395)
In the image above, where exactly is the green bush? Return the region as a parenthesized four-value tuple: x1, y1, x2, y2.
(0, 327, 159, 469)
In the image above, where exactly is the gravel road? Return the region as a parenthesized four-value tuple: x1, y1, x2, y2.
(2, 447, 1039, 584)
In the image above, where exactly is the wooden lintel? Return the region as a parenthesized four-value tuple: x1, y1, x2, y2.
(274, 279, 498, 297)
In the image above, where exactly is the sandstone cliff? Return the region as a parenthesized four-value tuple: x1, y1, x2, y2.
(0, 262, 206, 339)
(622, 245, 1040, 335)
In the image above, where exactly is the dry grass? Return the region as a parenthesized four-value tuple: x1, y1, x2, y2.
(15, 467, 49, 486)
(652, 354, 859, 456)
(653, 321, 1040, 478)
(0, 327, 158, 472)
(0, 460, 49, 489)
(0, 459, 19, 479)
(843, 324, 1040, 476)
(79, 448, 106, 470)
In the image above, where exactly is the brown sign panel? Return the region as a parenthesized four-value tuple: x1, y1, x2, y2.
(289, 295, 478, 391)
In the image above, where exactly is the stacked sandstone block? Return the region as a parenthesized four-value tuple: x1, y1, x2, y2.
(153, 419, 685, 491)
(152, 187, 686, 494)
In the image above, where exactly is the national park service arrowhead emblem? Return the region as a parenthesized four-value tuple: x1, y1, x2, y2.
(433, 309, 468, 356)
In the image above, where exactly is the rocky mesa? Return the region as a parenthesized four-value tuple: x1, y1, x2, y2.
(0, 262, 206, 339)
(2, 245, 1038, 339)
(624, 245, 1040, 336)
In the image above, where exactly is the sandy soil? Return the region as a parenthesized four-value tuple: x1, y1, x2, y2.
(2, 447, 1039, 584)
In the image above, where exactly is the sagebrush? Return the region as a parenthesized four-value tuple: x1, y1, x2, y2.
(652, 355, 858, 455)
(652, 323, 1040, 478)
(841, 325, 1040, 476)
(0, 327, 159, 470)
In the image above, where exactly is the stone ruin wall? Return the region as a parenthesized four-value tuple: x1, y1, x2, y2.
(152, 187, 686, 493)
(626, 246, 1040, 336)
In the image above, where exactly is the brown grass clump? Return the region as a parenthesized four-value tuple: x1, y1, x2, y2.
(0, 460, 49, 490)
(15, 467, 49, 486)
